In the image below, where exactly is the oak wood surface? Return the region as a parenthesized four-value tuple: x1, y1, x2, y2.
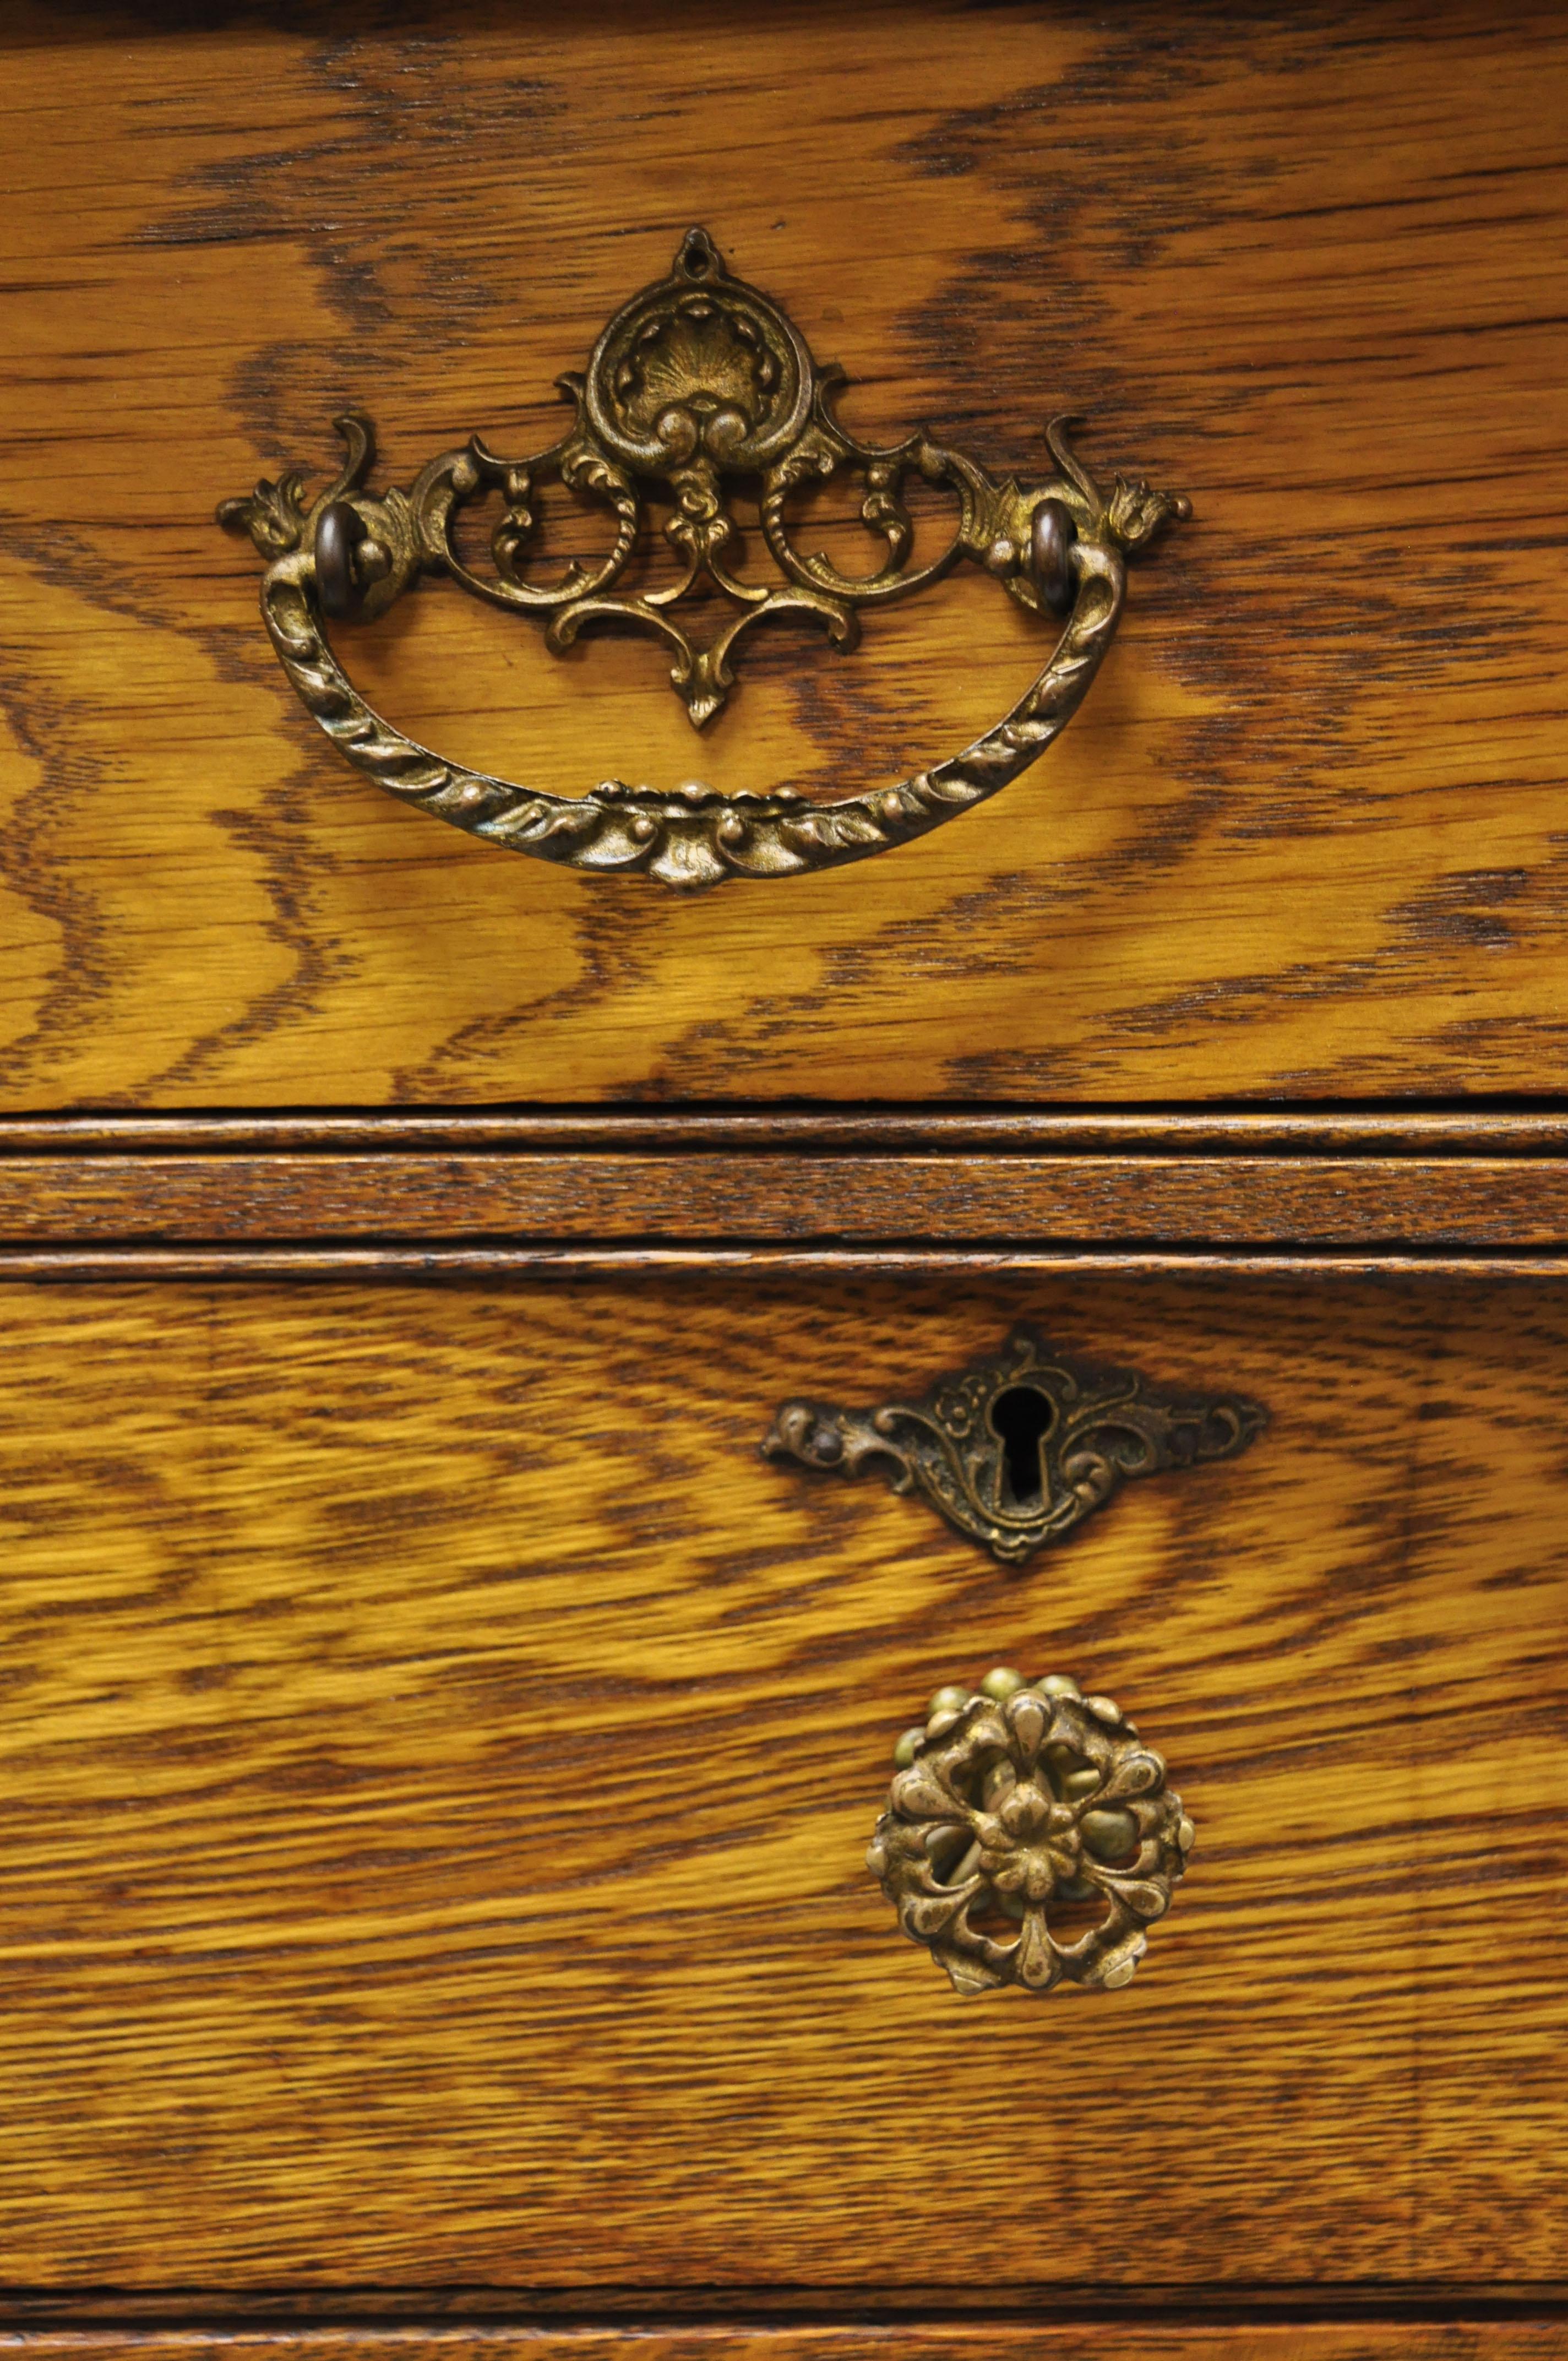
(6, 1150, 1568, 1246)
(1, 1, 1566, 1105)
(0, 1271, 1564, 2288)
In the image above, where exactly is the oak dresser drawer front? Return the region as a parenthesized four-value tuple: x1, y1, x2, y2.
(1, 1269, 1562, 2289)
(4, 3, 1568, 1105)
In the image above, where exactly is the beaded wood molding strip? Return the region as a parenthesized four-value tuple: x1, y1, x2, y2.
(219, 229, 1188, 888)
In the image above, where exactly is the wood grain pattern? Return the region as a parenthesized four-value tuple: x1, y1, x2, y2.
(7, 2329, 1568, 2361)
(7, 1151, 1568, 1245)
(1, 2, 1566, 1104)
(0, 1271, 1565, 2288)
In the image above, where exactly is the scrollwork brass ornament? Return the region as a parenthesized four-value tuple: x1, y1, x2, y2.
(763, 1327, 1265, 1564)
(867, 1666, 1193, 1996)
(218, 227, 1189, 888)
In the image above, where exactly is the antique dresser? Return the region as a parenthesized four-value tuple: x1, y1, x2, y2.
(3, 4, 1567, 2358)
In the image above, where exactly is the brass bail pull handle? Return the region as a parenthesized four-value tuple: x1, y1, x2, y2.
(868, 1667, 1195, 1998)
(219, 228, 1189, 890)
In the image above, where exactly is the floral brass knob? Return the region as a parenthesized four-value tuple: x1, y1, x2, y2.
(867, 1668, 1193, 1997)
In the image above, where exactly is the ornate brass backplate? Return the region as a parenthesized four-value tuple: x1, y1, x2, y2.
(763, 1328, 1265, 1563)
(868, 1666, 1192, 1996)
(219, 228, 1189, 888)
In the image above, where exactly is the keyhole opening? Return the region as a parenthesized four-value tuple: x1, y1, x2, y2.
(991, 1385, 1056, 1509)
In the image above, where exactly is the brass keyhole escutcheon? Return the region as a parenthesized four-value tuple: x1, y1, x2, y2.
(764, 1327, 1266, 1563)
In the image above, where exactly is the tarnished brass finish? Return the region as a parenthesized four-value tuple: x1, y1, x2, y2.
(868, 1668, 1194, 1997)
(219, 228, 1188, 889)
(763, 1326, 1264, 1563)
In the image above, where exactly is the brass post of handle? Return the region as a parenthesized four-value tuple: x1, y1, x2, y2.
(219, 228, 1189, 889)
